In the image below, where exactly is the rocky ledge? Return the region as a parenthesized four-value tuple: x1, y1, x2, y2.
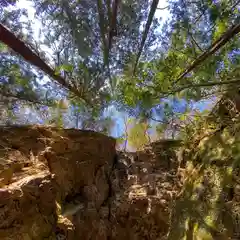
(0, 125, 182, 239)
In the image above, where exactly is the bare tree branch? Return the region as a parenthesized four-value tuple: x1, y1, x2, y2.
(156, 6, 169, 10)
(108, 0, 119, 51)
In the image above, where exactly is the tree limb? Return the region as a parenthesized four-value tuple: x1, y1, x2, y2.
(190, 34, 203, 52)
(108, 0, 119, 50)
(156, 6, 169, 10)
(133, 0, 159, 75)
(152, 78, 240, 102)
(174, 22, 240, 84)
(169, 78, 240, 96)
(0, 23, 92, 105)
(97, 0, 109, 66)
(0, 90, 49, 106)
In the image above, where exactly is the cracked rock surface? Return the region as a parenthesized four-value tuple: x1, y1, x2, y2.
(0, 125, 181, 239)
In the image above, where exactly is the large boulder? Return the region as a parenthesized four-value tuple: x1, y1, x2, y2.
(0, 125, 182, 239)
(0, 172, 57, 240)
(0, 125, 116, 239)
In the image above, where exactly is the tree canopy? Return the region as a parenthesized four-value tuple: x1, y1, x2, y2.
(1, 2, 240, 238)
(0, 0, 239, 139)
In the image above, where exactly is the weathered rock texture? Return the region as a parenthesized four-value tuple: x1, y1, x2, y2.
(0, 125, 182, 239)
(109, 141, 182, 240)
(0, 126, 115, 239)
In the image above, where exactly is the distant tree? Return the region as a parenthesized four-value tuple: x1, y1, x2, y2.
(127, 118, 151, 151)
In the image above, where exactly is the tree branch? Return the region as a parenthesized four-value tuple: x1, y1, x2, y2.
(169, 78, 240, 96)
(108, 0, 119, 50)
(97, 0, 109, 66)
(174, 22, 240, 84)
(133, 0, 159, 75)
(0, 23, 92, 105)
(0, 90, 49, 106)
(149, 116, 168, 124)
(189, 32, 203, 52)
(152, 78, 240, 102)
(156, 6, 169, 10)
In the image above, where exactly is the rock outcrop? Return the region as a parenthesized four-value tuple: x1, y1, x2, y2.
(1, 97, 239, 240)
(2, 91, 240, 240)
(0, 125, 116, 239)
(0, 125, 182, 239)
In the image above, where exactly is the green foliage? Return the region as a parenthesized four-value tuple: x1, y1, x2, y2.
(168, 96, 240, 239)
(116, 0, 239, 118)
(0, 0, 239, 140)
(127, 118, 150, 150)
(55, 64, 74, 75)
(0, 1, 240, 237)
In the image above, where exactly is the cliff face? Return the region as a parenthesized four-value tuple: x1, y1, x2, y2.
(0, 125, 182, 240)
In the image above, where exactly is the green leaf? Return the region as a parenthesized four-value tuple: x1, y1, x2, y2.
(60, 64, 74, 72)
(0, 43, 8, 52)
(209, 5, 220, 23)
(213, 20, 227, 40)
